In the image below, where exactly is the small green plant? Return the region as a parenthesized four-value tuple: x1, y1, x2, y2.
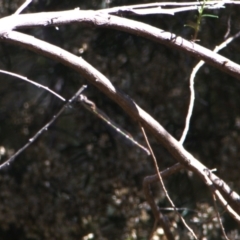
(185, 0, 218, 41)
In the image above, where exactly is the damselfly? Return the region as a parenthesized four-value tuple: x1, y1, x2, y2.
(78, 95, 150, 155)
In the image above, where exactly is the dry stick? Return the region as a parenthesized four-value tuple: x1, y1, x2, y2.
(99, 1, 230, 15)
(180, 30, 240, 144)
(206, 177, 240, 223)
(144, 163, 183, 185)
(211, 193, 230, 240)
(3, 31, 240, 222)
(100, 4, 224, 16)
(179, 30, 240, 236)
(201, 170, 240, 232)
(0, 7, 238, 234)
(179, 60, 202, 144)
(206, 172, 240, 214)
(0, 85, 86, 170)
(143, 164, 187, 239)
(140, 125, 198, 240)
(224, 15, 231, 39)
(105, 0, 240, 9)
(0, 69, 66, 102)
(14, 0, 32, 15)
(143, 163, 183, 240)
(79, 94, 150, 155)
(0, 0, 33, 36)
(4, 9, 240, 80)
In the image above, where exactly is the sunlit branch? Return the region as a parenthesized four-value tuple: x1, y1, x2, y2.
(3, 31, 240, 222)
(0, 69, 66, 102)
(4, 10, 240, 81)
(100, 4, 224, 15)
(99, 1, 236, 15)
(140, 125, 197, 240)
(180, 30, 240, 144)
(14, 0, 32, 15)
(203, 169, 240, 222)
(0, 85, 86, 170)
(79, 95, 150, 155)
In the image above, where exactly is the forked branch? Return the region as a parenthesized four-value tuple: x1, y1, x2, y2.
(2, 31, 240, 223)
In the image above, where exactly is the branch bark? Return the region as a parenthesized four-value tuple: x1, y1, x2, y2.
(1, 30, 240, 223)
(1, 8, 240, 224)
(1, 10, 240, 80)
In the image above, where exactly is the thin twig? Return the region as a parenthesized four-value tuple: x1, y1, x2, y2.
(179, 30, 240, 235)
(148, 220, 159, 240)
(100, 2, 225, 15)
(224, 15, 231, 39)
(180, 30, 240, 144)
(0, 85, 87, 170)
(4, 31, 240, 222)
(140, 125, 198, 240)
(144, 163, 183, 185)
(179, 60, 204, 144)
(143, 163, 183, 240)
(78, 94, 150, 155)
(14, 0, 32, 15)
(203, 169, 240, 222)
(206, 172, 240, 213)
(211, 193, 230, 240)
(0, 69, 65, 102)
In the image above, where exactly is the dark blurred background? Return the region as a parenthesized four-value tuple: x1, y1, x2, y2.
(0, 0, 240, 239)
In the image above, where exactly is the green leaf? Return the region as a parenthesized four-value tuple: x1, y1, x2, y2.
(201, 14, 218, 18)
(184, 21, 198, 30)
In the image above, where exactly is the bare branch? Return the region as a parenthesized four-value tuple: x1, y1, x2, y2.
(100, 4, 224, 16)
(180, 60, 203, 145)
(0, 3, 240, 238)
(1, 10, 240, 81)
(206, 171, 240, 214)
(0, 69, 66, 102)
(14, 0, 32, 15)
(140, 126, 197, 239)
(79, 94, 150, 155)
(108, 1, 240, 8)
(211, 193, 230, 240)
(143, 163, 183, 240)
(203, 169, 240, 223)
(3, 31, 240, 222)
(144, 163, 183, 185)
(99, 0, 240, 15)
(180, 30, 240, 144)
(0, 85, 86, 169)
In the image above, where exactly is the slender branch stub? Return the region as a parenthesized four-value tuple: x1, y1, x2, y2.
(79, 95, 96, 110)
